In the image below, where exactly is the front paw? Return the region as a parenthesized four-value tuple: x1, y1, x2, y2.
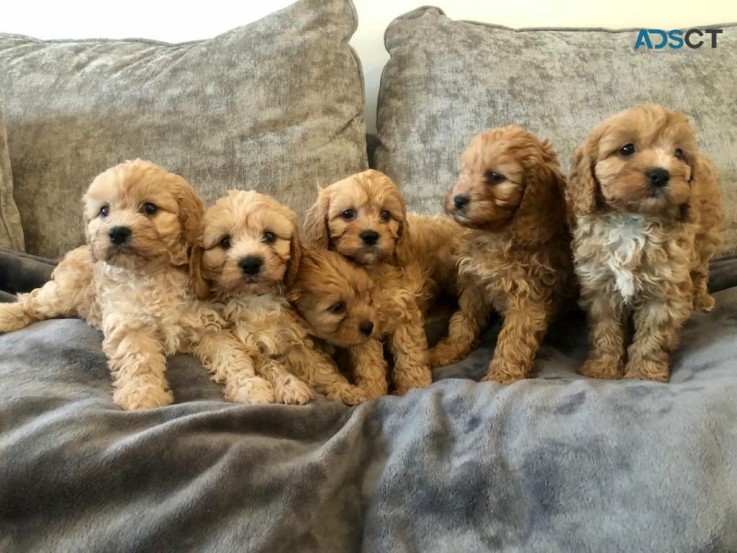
(273, 374, 314, 406)
(226, 377, 276, 404)
(393, 366, 433, 395)
(326, 384, 369, 406)
(578, 356, 624, 380)
(113, 383, 174, 410)
(428, 341, 467, 368)
(623, 360, 670, 383)
(482, 357, 527, 384)
(693, 292, 716, 312)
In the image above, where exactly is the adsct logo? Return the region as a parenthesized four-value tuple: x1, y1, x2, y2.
(634, 29, 723, 50)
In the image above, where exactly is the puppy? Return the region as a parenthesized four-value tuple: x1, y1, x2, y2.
(191, 190, 368, 405)
(429, 125, 575, 383)
(290, 248, 389, 399)
(0, 160, 275, 409)
(303, 170, 458, 394)
(568, 104, 723, 382)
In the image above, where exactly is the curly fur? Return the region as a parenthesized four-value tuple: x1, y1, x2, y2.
(0, 160, 273, 409)
(302, 170, 459, 394)
(429, 125, 575, 383)
(568, 104, 724, 382)
(191, 190, 367, 405)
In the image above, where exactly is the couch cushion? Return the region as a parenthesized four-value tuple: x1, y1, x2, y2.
(0, 109, 24, 251)
(374, 8, 737, 255)
(0, 0, 367, 258)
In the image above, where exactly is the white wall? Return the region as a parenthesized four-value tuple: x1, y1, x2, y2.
(4, 1, 735, 131)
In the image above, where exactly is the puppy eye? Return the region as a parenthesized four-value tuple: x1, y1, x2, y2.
(341, 209, 355, 220)
(674, 148, 684, 160)
(99, 205, 110, 218)
(219, 236, 232, 249)
(141, 202, 158, 216)
(263, 231, 276, 244)
(484, 171, 505, 184)
(619, 144, 635, 156)
(328, 301, 346, 314)
(379, 210, 391, 221)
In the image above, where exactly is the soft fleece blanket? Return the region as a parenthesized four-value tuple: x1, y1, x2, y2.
(1, 249, 736, 552)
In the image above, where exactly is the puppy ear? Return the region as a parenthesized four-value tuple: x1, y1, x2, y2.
(188, 245, 211, 300)
(285, 235, 302, 289)
(174, 177, 205, 247)
(302, 186, 331, 249)
(567, 139, 599, 218)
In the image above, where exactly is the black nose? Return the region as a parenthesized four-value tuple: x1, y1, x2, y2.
(646, 167, 670, 187)
(359, 320, 374, 336)
(108, 226, 131, 245)
(453, 195, 470, 210)
(239, 256, 263, 276)
(360, 230, 379, 246)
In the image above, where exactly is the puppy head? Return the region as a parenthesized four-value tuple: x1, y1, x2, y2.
(194, 190, 301, 298)
(289, 249, 377, 347)
(569, 104, 699, 217)
(445, 125, 567, 238)
(83, 159, 203, 270)
(302, 170, 406, 266)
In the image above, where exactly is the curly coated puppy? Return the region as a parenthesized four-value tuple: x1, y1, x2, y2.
(302, 170, 459, 394)
(0, 160, 274, 409)
(568, 104, 723, 382)
(191, 190, 368, 405)
(429, 125, 575, 383)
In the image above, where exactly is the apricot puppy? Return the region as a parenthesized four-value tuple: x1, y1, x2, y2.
(192, 190, 367, 405)
(430, 126, 575, 383)
(568, 104, 723, 382)
(0, 160, 274, 409)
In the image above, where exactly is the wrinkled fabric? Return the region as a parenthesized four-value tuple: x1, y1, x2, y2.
(0, 109, 24, 251)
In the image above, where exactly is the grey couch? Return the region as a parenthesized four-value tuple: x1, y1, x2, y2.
(1, 1, 736, 551)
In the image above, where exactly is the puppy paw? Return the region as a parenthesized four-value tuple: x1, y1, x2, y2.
(226, 377, 276, 405)
(482, 357, 528, 384)
(0, 305, 34, 334)
(357, 380, 389, 400)
(113, 384, 174, 410)
(623, 360, 670, 383)
(326, 384, 369, 406)
(693, 292, 716, 313)
(428, 342, 467, 368)
(578, 357, 624, 380)
(273, 374, 314, 406)
(393, 367, 433, 394)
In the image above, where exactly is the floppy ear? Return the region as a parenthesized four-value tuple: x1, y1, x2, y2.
(174, 177, 205, 248)
(567, 138, 599, 218)
(188, 245, 211, 301)
(302, 186, 331, 249)
(284, 236, 302, 289)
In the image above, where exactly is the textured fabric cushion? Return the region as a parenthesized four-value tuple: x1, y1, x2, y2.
(0, 0, 367, 258)
(0, 109, 24, 251)
(375, 8, 737, 255)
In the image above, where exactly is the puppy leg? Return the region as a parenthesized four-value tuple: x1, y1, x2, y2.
(389, 304, 433, 395)
(254, 357, 314, 406)
(103, 329, 173, 410)
(482, 300, 550, 384)
(429, 279, 491, 368)
(690, 265, 714, 312)
(578, 292, 627, 380)
(624, 290, 691, 382)
(283, 345, 368, 405)
(349, 338, 389, 399)
(0, 246, 94, 332)
(191, 331, 276, 404)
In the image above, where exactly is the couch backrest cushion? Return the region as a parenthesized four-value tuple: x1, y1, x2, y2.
(0, 109, 24, 251)
(0, 0, 367, 258)
(374, 7, 737, 255)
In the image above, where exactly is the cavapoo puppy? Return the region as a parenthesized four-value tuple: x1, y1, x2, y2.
(290, 248, 389, 399)
(0, 160, 275, 409)
(303, 170, 458, 394)
(429, 125, 575, 383)
(568, 104, 723, 382)
(190, 190, 368, 405)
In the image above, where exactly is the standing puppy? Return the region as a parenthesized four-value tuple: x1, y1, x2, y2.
(430, 126, 575, 383)
(568, 104, 723, 381)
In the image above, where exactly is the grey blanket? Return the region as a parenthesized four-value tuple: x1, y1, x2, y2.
(1, 249, 737, 552)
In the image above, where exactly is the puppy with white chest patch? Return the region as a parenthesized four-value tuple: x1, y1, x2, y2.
(191, 190, 368, 405)
(568, 104, 723, 382)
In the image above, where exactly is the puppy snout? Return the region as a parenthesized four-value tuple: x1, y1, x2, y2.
(453, 194, 470, 210)
(646, 167, 670, 187)
(108, 226, 131, 245)
(239, 256, 263, 276)
(360, 230, 379, 246)
(359, 320, 374, 336)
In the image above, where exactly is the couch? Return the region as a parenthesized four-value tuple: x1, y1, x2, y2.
(1, 1, 736, 551)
